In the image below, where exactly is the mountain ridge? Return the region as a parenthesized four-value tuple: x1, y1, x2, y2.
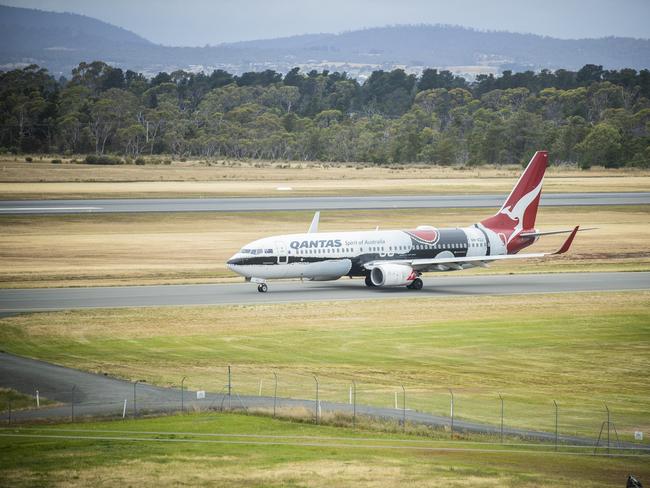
(1, 5, 649, 78)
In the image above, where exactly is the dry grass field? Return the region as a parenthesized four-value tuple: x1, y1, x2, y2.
(1, 157, 650, 198)
(1, 205, 648, 288)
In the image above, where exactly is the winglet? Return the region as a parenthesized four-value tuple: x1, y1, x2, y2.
(308, 211, 320, 233)
(553, 226, 579, 255)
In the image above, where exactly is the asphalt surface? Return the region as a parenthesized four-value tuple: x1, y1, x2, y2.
(1, 272, 649, 313)
(0, 352, 632, 448)
(1, 192, 649, 214)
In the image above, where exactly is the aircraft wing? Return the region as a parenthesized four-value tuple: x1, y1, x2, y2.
(363, 226, 579, 272)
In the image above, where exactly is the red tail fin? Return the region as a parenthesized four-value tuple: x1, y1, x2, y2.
(480, 151, 548, 251)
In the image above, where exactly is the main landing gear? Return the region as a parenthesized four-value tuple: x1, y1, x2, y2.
(257, 283, 268, 293)
(407, 278, 423, 290)
(364, 275, 375, 287)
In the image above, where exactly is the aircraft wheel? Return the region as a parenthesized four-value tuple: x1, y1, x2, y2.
(364, 275, 375, 287)
(257, 283, 268, 293)
(409, 278, 423, 290)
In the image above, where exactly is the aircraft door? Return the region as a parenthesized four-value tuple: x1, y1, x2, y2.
(275, 241, 288, 264)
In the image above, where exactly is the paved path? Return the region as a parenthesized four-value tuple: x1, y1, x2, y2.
(2, 272, 649, 313)
(1, 192, 649, 214)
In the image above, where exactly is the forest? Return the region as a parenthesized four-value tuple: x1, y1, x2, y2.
(1, 62, 649, 168)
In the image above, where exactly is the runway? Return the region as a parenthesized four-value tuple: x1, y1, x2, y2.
(1, 272, 649, 313)
(1, 192, 649, 214)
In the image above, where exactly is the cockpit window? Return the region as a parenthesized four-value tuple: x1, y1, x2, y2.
(265, 249, 273, 254)
(240, 248, 251, 254)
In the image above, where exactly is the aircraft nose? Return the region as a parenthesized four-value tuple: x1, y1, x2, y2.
(227, 256, 244, 275)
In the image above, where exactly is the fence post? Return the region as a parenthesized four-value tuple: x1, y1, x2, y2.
(36, 389, 40, 409)
(181, 376, 187, 414)
(7, 400, 11, 426)
(448, 388, 454, 438)
(604, 403, 610, 455)
(71, 385, 76, 422)
(401, 385, 406, 433)
(133, 379, 145, 418)
(122, 399, 127, 419)
(352, 380, 357, 429)
(313, 375, 319, 424)
(553, 400, 558, 451)
(228, 365, 232, 411)
(498, 393, 504, 443)
(273, 372, 278, 418)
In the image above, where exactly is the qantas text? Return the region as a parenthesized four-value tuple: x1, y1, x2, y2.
(290, 239, 343, 249)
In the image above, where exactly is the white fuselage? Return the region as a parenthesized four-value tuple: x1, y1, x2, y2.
(227, 225, 507, 281)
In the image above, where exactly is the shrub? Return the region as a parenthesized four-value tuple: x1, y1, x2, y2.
(85, 154, 122, 165)
(135, 157, 146, 165)
(25, 157, 33, 162)
(50, 159, 62, 164)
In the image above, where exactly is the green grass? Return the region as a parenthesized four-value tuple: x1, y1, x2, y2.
(0, 413, 648, 487)
(0, 389, 56, 411)
(1, 292, 648, 445)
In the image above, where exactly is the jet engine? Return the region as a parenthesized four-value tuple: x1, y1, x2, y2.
(370, 263, 415, 287)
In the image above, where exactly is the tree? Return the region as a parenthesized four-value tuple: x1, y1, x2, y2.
(551, 116, 589, 164)
(576, 64, 604, 85)
(576, 123, 623, 168)
(361, 69, 417, 117)
(418, 69, 467, 91)
(314, 110, 343, 128)
(71, 61, 122, 95)
(117, 124, 146, 156)
(587, 82, 624, 122)
(260, 85, 300, 113)
(88, 89, 139, 154)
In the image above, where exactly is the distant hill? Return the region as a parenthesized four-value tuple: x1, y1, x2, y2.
(226, 25, 650, 72)
(0, 5, 153, 73)
(1, 5, 649, 78)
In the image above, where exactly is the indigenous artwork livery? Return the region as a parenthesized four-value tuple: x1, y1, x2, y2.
(228, 151, 584, 292)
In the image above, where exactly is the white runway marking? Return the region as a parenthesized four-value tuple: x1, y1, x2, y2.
(0, 207, 102, 212)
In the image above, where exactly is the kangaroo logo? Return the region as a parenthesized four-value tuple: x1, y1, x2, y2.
(498, 179, 543, 243)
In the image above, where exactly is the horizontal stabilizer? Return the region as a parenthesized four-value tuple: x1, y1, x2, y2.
(520, 227, 596, 238)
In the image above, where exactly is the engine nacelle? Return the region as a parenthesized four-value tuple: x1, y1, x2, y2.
(370, 263, 415, 287)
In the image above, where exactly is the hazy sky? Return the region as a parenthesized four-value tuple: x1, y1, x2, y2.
(3, 0, 650, 46)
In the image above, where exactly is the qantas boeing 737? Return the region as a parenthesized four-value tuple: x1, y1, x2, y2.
(227, 151, 585, 292)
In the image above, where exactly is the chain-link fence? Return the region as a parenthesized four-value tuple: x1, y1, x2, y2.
(4, 367, 649, 452)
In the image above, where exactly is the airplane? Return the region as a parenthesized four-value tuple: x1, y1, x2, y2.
(227, 150, 587, 292)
